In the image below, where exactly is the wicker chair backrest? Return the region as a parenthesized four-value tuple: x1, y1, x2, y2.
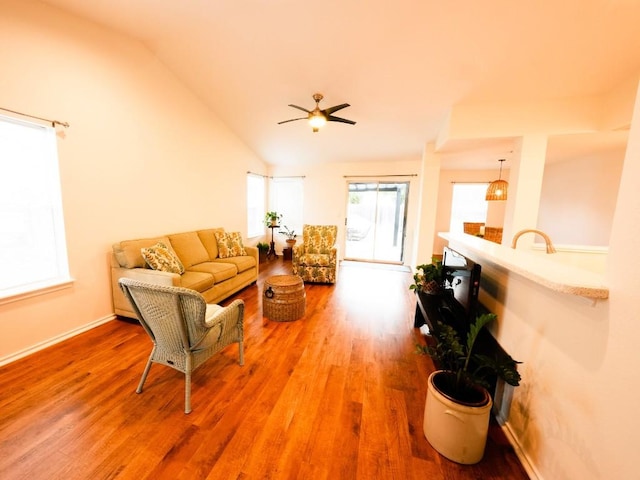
(119, 278, 209, 352)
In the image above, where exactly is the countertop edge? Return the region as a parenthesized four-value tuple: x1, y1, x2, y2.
(439, 232, 609, 300)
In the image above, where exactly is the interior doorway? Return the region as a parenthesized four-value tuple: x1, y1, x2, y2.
(344, 181, 409, 264)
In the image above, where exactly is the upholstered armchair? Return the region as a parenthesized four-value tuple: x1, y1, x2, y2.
(118, 278, 244, 414)
(292, 224, 338, 283)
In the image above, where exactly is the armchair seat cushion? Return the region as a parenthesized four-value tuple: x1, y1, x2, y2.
(297, 253, 332, 267)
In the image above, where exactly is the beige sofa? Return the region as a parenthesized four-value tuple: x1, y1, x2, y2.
(111, 228, 258, 319)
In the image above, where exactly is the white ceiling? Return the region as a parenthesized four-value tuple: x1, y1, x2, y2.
(40, 0, 640, 168)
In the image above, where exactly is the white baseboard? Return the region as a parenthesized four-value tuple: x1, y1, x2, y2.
(499, 418, 541, 480)
(0, 314, 116, 367)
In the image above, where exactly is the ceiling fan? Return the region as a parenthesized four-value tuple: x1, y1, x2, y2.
(278, 93, 356, 132)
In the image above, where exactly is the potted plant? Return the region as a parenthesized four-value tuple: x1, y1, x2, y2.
(264, 211, 281, 227)
(409, 257, 448, 295)
(416, 313, 521, 464)
(256, 241, 269, 263)
(279, 225, 297, 247)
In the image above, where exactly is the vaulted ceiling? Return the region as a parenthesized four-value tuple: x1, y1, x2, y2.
(40, 0, 640, 168)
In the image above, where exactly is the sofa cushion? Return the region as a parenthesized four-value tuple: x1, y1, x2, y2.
(179, 271, 215, 293)
(215, 231, 247, 258)
(187, 261, 237, 284)
(213, 255, 256, 273)
(167, 231, 209, 268)
(198, 228, 225, 260)
(113, 236, 170, 268)
(141, 242, 185, 274)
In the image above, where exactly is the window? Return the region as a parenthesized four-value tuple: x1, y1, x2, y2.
(0, 115, 70, 301)
(449, 183, 489, 234)
(270, 177, 304, 235)
(246, 173, 265, 238)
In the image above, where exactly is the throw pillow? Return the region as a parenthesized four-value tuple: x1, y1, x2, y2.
(215, 231, 247, 258)
(141, 242, 185, 274)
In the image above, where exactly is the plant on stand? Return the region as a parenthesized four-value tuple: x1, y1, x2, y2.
(279, 225, 297, 261)
(416, 313, 521, 464)
(279, 225, 297, 247)
(264, 211, 281, 227)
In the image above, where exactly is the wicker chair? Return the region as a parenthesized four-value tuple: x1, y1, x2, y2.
(118, 278, 244, 414)
(292, 224, 338, 283)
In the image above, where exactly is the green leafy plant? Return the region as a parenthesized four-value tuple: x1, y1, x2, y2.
(409, 257, 447, 295)
(256, 242, 269, 252)
(264, 211, 281, 226)
(416, 313, 521, 403)
(279, 225, 296, 240)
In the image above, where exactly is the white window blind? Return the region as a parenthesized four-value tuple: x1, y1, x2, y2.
(0, 115, 70, 300)
(270, 177, 304, 236)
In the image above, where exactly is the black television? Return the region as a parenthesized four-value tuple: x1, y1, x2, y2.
(442, 246, 482, 326)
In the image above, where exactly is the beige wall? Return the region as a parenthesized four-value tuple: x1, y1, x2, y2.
(537, 150, 625, 246)
(0, 0, 267, 361)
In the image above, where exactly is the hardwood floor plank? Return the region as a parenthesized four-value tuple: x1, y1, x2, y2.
(0, 259, 529, 479)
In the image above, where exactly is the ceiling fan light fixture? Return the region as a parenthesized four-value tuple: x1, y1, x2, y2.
(486, 159, 508, 201)
(278, 93, 355, 131)
(308, 112, 326, 131)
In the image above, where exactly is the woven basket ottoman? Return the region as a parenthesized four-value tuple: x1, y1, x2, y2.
(263, 274, 306, 322)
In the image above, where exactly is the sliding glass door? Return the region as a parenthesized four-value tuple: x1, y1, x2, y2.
(344, 181, 409, 263)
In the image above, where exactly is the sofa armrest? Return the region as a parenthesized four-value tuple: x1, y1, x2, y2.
(244, 245, 259, 265)
(111, 267, 181, 318)
(117, 267, 180, 285)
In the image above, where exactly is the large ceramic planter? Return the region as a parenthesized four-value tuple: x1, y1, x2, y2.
(423, 370, 492, 464)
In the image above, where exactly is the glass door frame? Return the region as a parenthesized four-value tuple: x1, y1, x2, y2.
(344, 180, 410, 265)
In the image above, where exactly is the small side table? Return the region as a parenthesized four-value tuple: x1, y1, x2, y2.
(263, 275, 306, 322)
(267, 225, 279, 259)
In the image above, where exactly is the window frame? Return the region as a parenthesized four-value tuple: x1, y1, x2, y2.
(0, 114, 71, 304)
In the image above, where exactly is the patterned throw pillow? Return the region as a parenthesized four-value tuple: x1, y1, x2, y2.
(141, 242, 185, 274)
(215, 231, 247, 258)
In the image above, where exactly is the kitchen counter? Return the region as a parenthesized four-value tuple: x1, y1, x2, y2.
(439, 232, 609, 300)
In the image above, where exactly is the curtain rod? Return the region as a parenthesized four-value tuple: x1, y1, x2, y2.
(0, 106, 69, 128)
(450, 181, 490, 184)
(246, 171, 306, 179)
(343, 174, 417, 178)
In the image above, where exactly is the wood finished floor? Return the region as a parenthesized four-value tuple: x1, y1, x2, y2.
(0, 259, 529, 479)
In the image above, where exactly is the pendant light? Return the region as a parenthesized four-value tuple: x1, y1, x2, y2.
(486, 159, 508, 201)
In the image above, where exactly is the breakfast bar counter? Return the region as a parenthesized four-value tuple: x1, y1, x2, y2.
(439, 232, 609, 300)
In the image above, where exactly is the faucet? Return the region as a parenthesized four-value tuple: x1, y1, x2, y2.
(511, 229, 557, 254)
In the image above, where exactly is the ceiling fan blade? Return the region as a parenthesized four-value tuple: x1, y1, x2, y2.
(278, 117, 307, 124)
(327, 115, 356, 125)
(288, 104, 311, 113)
(323, 103, 350, 115)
